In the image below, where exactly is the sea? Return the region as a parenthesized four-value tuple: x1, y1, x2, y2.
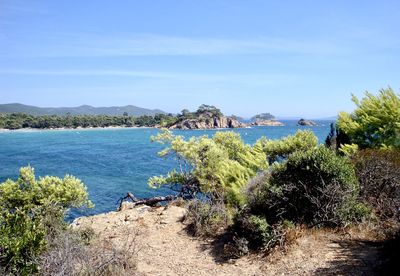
(0, 120, 333, 219)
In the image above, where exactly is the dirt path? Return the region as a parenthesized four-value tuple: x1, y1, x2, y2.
(73, 205, 385, 275)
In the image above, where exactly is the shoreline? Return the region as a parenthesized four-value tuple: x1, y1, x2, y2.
(0, 120, 331, 133)
(0, 125, 278, 133)
(0, 126, 155, 133)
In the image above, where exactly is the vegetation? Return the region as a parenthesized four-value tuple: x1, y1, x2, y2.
(351, 149, 400, 233)
(251, 112, 275, 121)
(185, 199, 230, 237)
(38, 225, 140, 276)
(149, 128, 369, 246)
(337, 87, 400, 149)
(195, 104, 223, 117)
(256, 130, 318, 163)
(0, 112, 180, 130)
(248, 146, 368, 227)
(0, 167, 92, 274)
(147, 88, 400, 258)
(149, 130, 268, 207)
(1, 88, 399, 271)
(0, 104, 228, 130)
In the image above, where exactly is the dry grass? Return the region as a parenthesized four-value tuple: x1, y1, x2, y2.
(39, 226, 141, 276)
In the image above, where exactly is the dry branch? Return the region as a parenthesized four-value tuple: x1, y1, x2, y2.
(118, 193, 178, 211)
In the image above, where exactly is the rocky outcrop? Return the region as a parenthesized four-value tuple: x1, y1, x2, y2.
(251, 120, 284, 126)
(169, 113, 245, 130)
(298, 119, 318, 126)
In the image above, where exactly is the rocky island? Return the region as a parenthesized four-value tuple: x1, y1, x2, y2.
(298, 118, 318, 126)
(251, 120, 284, 126)
(250, 112, 284, 126)
(168, 105, 245, 130)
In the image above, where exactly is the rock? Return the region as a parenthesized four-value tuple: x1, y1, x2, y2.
(119, 201, 135, 211)
(298, 119, 318, 126)
(251, 120, 284, 126)
(136, 205, 152, 214)
(169, 114, 245, 130)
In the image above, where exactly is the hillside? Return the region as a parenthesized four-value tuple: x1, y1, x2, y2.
(0, 103, 166, 116)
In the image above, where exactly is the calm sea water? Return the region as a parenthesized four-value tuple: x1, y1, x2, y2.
(0, 121, 333, 219)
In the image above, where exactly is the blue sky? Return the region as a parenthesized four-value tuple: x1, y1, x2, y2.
(0, 0, 399, 118)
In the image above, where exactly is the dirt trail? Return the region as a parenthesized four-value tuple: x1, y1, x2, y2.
(73, 205, 384, 275)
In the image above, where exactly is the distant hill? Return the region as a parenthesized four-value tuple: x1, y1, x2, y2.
(0, 103, 166, 116)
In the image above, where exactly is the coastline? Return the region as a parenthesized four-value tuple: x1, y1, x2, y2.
(0, 124, 283, 133)
(0, 126, 155, 133)
(0, 119, 333, 134)
(0, 122, 329, 133)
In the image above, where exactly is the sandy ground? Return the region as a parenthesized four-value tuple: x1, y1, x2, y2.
(72, 204, 385, 276)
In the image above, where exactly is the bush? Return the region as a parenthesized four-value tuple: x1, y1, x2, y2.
(228, 209, 291, 256)
(39, 226, 139, 276)
(337, 87, 400, 149)
(185, 199, 231, 237)
(250, 146, 369, 227)
(255, 130, 318, 164)
(352, 149, 400, 232)
(149, 130, 268, 207)
(0, 167, 92, 274)
(233, 212, 272, 249)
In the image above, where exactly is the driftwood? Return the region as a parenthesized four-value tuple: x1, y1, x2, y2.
(117, 192, 178, 211)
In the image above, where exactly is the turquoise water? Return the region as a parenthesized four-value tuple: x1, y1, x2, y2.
(0, 121, 333, 219)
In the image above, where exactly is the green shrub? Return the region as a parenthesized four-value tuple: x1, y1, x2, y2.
(233, 212, 272, 248)
(0, 210, 46, 274)
(0, 167, 92, 274)
(255, 130, 318, 164)
(149, 129, 268, 207)
(185, 199, 231, 237)
(250, 146, 369, 226)
(337, 87, 400, 149)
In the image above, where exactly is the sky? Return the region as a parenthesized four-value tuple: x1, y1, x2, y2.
(0, 0, 399, 118)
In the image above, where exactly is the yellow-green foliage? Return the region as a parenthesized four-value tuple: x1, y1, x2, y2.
(255, 130, 318, 163)
(0, 167, 92, 274)
(149, 129, 268, 206)
(337, 87, 400, 149)
(339, 143, 359, 156)
(0, 167, 92, 211)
